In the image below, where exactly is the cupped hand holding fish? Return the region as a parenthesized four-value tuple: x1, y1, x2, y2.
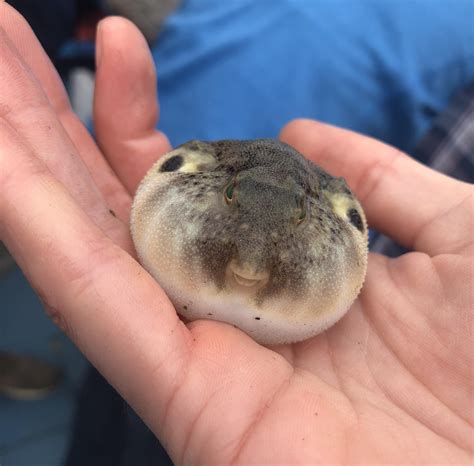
(0, 4, 472, 464)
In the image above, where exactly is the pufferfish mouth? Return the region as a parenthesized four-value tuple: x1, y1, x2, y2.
(227, 261, 270, 288)
(233, 273, 262, 287)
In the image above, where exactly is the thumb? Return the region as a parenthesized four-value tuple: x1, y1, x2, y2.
(94, 17, 171, 194)
(280, 119, 471, 255)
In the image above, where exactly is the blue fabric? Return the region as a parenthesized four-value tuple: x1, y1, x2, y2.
(153, 0, 474, 153)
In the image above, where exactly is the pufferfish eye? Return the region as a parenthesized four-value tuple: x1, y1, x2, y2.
(295, 196, 308, 225)
(224, 179, 237, 204)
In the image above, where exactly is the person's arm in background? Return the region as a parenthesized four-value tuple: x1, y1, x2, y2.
(0, 3, 472, 465)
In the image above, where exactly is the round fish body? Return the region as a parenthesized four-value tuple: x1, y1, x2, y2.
(131, 139, 368, 345)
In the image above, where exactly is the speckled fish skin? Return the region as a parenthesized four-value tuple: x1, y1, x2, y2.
(131, 139, 368, 344)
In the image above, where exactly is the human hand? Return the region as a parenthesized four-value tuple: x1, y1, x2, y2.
(0, 3, 472, 464)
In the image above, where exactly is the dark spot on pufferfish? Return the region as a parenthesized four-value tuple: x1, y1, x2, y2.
(160, 154, 183, 172)
(348, 208, 364, 232)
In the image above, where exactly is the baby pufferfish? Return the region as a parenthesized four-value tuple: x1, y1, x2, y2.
(131, 139, 368, 345)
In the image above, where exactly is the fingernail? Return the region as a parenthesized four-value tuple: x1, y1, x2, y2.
(95, 20, 103, 68)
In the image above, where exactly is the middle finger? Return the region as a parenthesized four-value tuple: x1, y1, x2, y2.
(0, 3, 132, 220)
(0, 27, 132, 250)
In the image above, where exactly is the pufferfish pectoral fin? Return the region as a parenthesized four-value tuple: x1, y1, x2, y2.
(155, 140, 219, 174)
(311, 164, 368, 234)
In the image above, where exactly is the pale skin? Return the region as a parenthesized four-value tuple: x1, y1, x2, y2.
(0, 4, 472, 465)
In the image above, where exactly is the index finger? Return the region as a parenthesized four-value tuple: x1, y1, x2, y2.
(94, 17, 171, 194)
(280, 119, 473, 255)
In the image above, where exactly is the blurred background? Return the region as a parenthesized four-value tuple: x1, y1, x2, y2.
(1, 0, 473, 465)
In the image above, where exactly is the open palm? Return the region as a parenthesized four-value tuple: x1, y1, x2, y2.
(0, 5, 472, 465)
